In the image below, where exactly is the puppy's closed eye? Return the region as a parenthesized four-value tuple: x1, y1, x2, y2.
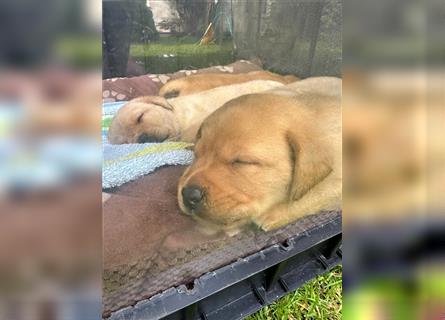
(163, 90, 180, 99)
(136, 113, 144, 124)
(231, 158, 260, 166)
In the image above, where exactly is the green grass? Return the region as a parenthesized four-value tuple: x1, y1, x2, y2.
(343, 268, 445, 319)
(247, 265, 342, 320)
(130, 36, 233, 56)
(56, 35, 102, 68)
(130, 36, 234, 73)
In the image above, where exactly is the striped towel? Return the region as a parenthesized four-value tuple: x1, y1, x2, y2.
(102, 101, 126, 144)
(102, 101, 194, 189)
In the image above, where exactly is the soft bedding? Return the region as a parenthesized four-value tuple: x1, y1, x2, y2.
(102, 101, 193, 189)
(102, 59, 263, 102)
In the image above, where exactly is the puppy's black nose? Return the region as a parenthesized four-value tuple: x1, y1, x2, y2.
(137, 133, 166, 143)
(182, 185, 204, 210)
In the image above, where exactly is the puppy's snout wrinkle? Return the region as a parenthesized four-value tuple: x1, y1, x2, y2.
(182, 185, 204, 211)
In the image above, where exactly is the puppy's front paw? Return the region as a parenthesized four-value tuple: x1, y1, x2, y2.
(253, 205, 289, 232)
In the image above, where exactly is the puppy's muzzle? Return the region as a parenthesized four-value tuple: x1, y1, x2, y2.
(181, 185, 204, 211)
(137, 133, 167, 143)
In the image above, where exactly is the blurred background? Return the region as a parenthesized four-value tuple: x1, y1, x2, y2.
(342, 0, 445, 318)
(0, 0, 444, 319)
(0, 0, 102, 319)
(103, 0, 341, 77)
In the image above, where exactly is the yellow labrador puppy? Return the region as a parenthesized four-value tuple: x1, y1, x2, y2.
(178, 77, 341, 235)
(159, 71, 299, 98)
(108, 80, 285, 144)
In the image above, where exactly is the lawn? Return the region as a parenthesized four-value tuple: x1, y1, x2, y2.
(129, 35, 341, 77)
(129, 36, 234, 73)
(247, 265, 342, 320)
(56, 35, 102, 68)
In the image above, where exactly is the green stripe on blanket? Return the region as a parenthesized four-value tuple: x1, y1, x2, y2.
(102, 116, 113, 130)
(103, 142, 193, 167)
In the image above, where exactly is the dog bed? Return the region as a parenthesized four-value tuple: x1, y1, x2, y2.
(102, 59, 263, 103)
(103, 165, 340, 318)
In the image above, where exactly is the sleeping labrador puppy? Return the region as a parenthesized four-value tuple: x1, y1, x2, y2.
(159, 70, 299, 98)
(178, 77, 341, 235)
(107, 80, 285, 144)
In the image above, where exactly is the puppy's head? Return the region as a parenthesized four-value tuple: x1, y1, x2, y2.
(108, 96, 180, 144)
(177, 94, 332, 233)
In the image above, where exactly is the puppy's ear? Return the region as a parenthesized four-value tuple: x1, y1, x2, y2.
(132, 96, 174, 111)
(287, 126, 332, 200)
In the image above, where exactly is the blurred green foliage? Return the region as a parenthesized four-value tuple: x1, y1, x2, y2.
(129, 36, 234, 74)
(56, 36, 102, 68)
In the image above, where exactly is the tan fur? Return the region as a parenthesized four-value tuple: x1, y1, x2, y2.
(159, 70, 299, 98)
(108, 80, 285, 144)
(178, 77, 342, 235)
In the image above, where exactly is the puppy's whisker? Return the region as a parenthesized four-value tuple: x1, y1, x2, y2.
(211, 192, 250, 211)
